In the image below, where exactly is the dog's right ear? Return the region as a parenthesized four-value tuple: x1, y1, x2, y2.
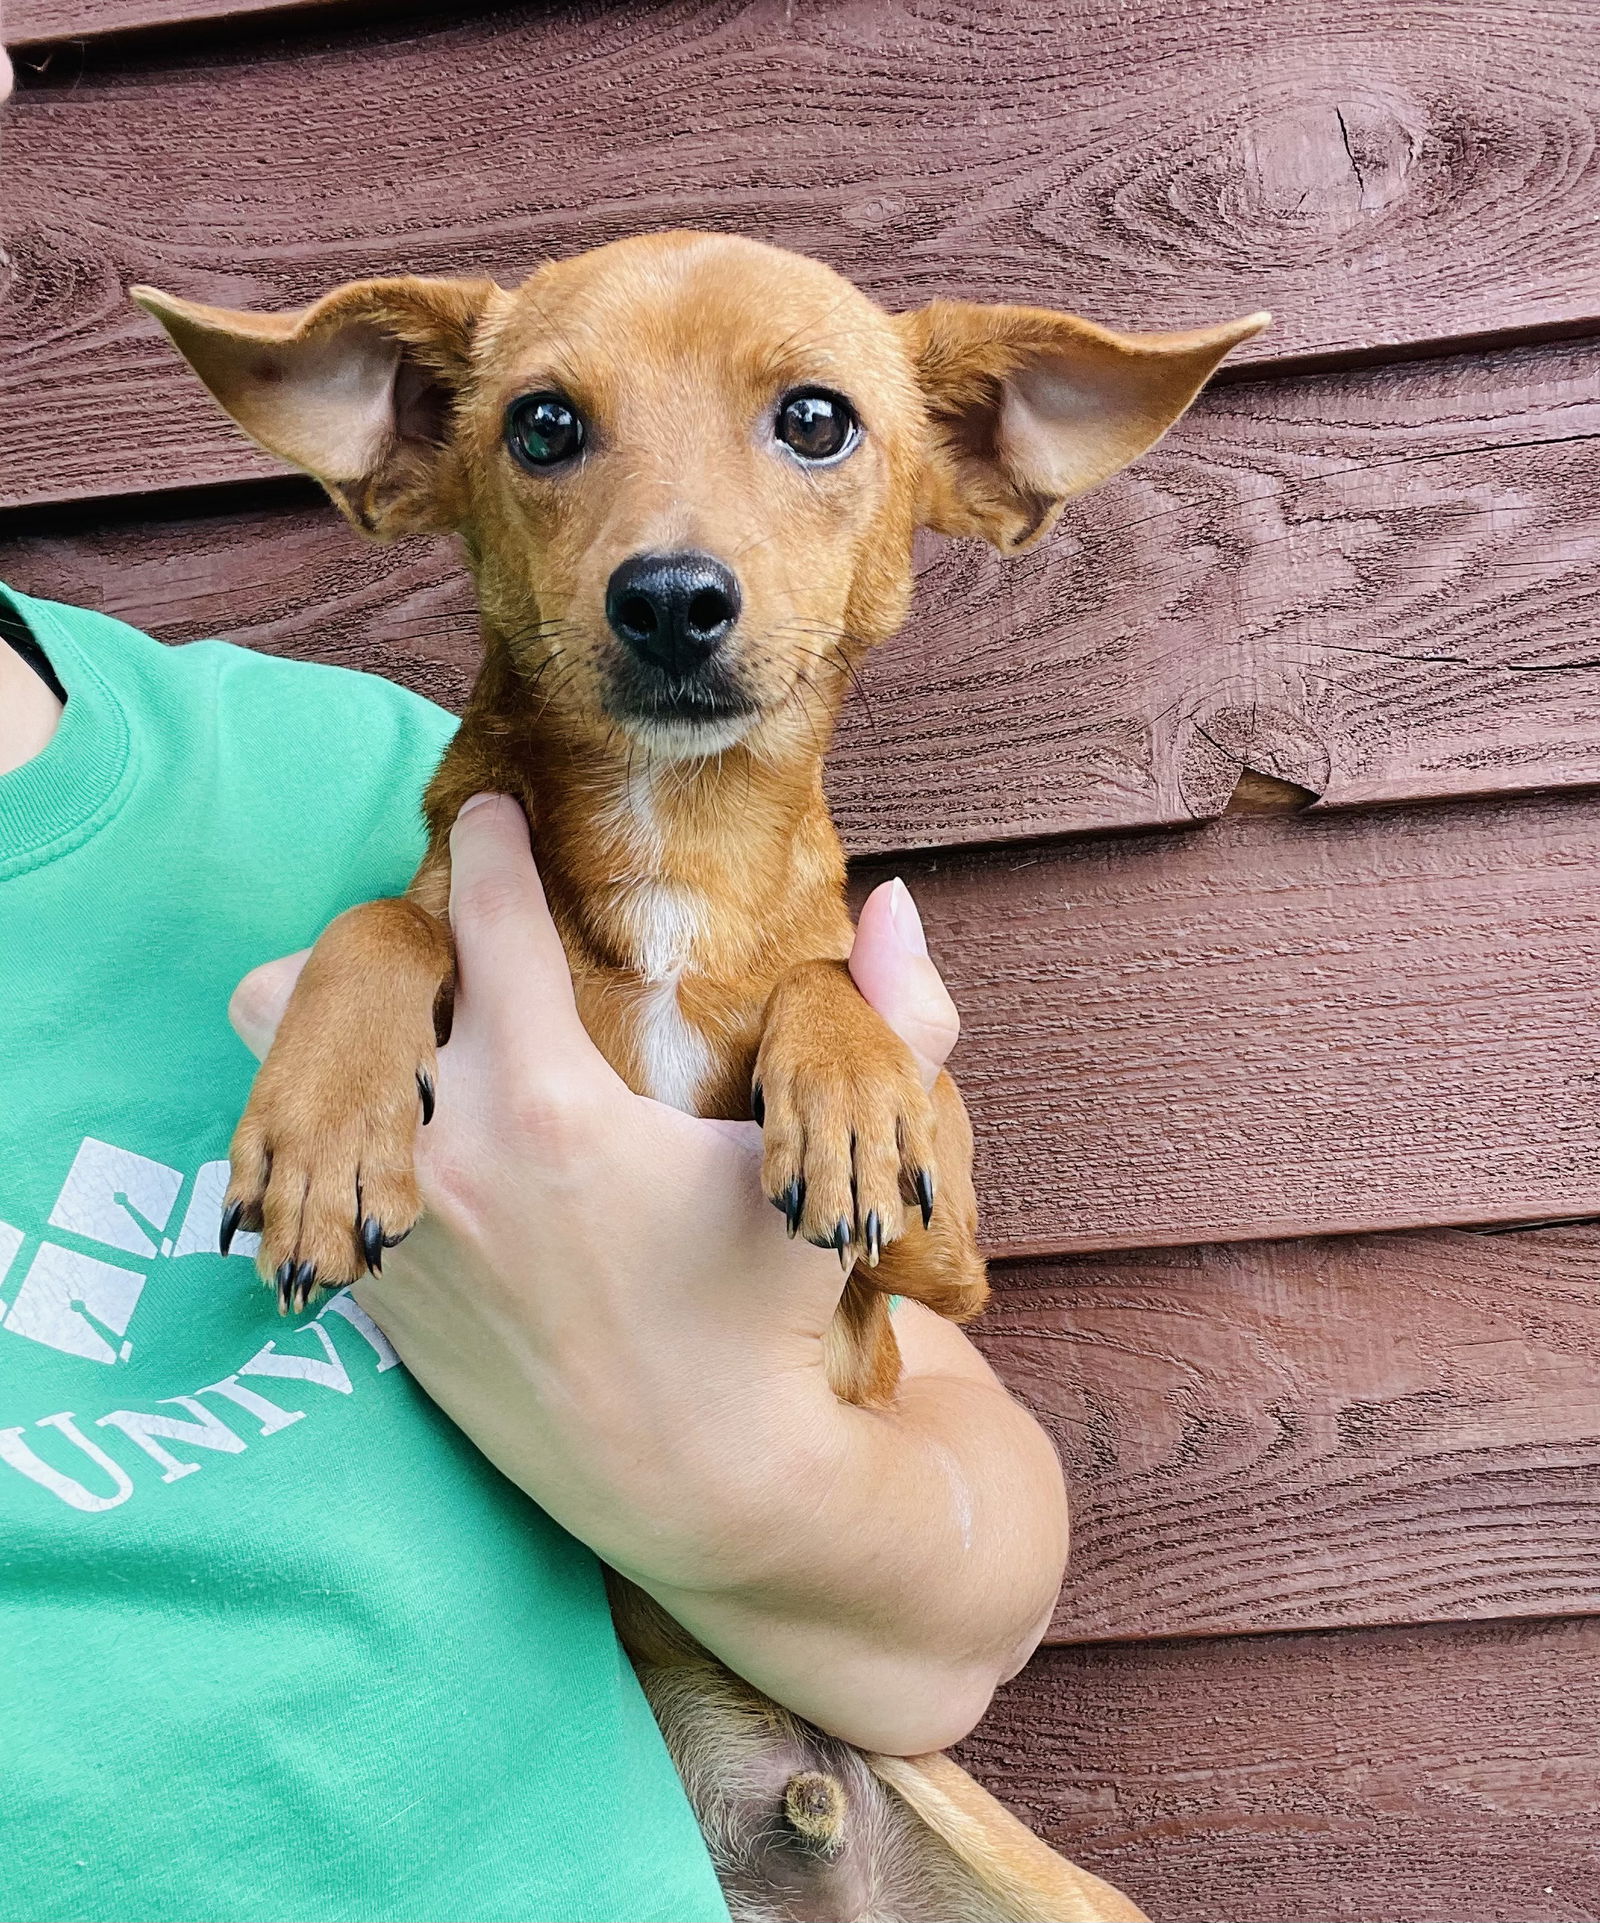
(131, 277, 500, 539)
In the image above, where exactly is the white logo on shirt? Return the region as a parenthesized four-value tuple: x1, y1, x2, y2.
(0, 1136, 399, 1513)
(0, 1137, 258, 1365)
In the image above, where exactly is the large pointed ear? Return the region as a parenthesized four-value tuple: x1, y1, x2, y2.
(898, 301, 1270, 554)
(130, 276, 501, 539)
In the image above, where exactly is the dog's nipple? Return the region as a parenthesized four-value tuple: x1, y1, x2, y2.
(782, 1769, 848, 1856)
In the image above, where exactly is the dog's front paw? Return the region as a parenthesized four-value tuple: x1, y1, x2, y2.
(752, 963, 936, 1269)
(222, 1031, 436, 1314)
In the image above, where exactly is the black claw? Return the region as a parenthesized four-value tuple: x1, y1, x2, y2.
(291, 1260, 317, 1311)
(832, 1217, 854, 1271)
(915, 1168, 935, 1229)
(865, 1209, 882, 1266)
(274, 1260, 295, 1313)
(219, 1199, 244, 1257)
(751, 1081, 765, 1126)
(775, 1177, 805, 1238)
(361, 1216, 385, 1277)
(381, 1226, 412, 1250)
(417, 1071, 435, 1126)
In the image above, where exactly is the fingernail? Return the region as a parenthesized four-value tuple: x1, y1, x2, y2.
(887, 877, 928, 958)
(456, 793, 501, 821)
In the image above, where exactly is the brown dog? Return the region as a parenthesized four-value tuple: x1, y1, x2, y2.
(136, 234, 1263, 1920)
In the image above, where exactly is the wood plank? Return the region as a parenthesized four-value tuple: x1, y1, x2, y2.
(957, 1616, 1600, 1923)
(6, 335, 1600, 843)
(6, 0, 352, 48)
(973, 1228, 1600, 1644)
(3, 511, 1597, 1252)
(859, 335, 1600, 844)
(5, 0, 1600, 506)
(0, 490, 482, 712)
(868, 791, 1600, 1253)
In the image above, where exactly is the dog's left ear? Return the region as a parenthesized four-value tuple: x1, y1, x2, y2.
(898, 301, 1270, 554)
(130, 276, 501, 539)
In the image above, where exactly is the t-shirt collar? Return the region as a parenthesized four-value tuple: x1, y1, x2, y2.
(0, 587, 136, 879)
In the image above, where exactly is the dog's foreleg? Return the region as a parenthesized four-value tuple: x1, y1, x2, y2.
(223, 883, 454, 1307)
(753, 959, 988, 1333)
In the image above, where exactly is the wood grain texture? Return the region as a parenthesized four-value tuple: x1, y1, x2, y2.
(973, 1227, 1600, 1644)
(7, 335, 1600, 844)
(869, 792, 1600, 1254)
(0, 489, 484, 710)
(5, 0, 1600, 505)
(6, 0, 352, 47)
(958, 1616, 1600, 1923)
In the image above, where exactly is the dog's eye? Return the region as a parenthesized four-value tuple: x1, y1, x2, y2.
(775, 389, 860, 464)
(505, 392, 585, 469)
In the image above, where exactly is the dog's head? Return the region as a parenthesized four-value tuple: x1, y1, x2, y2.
(135, 234, 1264, 762)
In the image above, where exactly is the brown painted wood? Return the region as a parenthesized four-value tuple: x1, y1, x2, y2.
(6, 335, 1600, 844)
(0, 492, 482, 711)
(973, 1228, 1600, 1645)
(6, 0, 353, 46)
(958, 1616, 1600, 1923)
(871, 792, 1600, 1254)
(6, 1, 1600, 507)
(858, 335, 1600, 845)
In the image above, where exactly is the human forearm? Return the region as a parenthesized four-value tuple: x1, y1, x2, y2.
(360, 1245, 1065, 1754)
(630, 1316, 1069, 1754)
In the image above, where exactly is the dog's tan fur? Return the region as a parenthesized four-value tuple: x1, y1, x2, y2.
(136, 233, 1262, 1920)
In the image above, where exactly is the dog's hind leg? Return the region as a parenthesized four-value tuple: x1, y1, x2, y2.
(867, 1750, 1149, 1923)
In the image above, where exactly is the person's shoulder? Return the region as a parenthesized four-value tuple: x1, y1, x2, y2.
(13, 592, 460, 903)
(188, 634, 458, 762)
(22, 590, 458, 788)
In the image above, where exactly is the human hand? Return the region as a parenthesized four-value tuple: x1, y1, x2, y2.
(229, 795, 960, 1590)
(231, 804, 1067, 1755)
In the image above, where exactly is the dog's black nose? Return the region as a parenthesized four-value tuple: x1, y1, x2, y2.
(605, 552, 742, 675)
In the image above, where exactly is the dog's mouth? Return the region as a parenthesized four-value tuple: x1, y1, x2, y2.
(605, 662, 762, 754)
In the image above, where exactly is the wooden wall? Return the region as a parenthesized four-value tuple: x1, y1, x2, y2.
(4, 4, 1599, 1918)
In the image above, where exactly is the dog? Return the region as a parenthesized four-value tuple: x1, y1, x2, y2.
(136, 232, 1264, 1920)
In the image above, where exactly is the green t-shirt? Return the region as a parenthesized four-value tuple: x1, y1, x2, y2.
(0, 587, 727, 1923)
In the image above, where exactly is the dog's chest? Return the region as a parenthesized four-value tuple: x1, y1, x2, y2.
(612, 877, 716, 1113)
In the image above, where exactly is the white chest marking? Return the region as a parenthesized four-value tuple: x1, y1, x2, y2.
(623, 880, 714, 1111)
(605, 776, 715, 1113)
(637, 966, 715, 1114)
